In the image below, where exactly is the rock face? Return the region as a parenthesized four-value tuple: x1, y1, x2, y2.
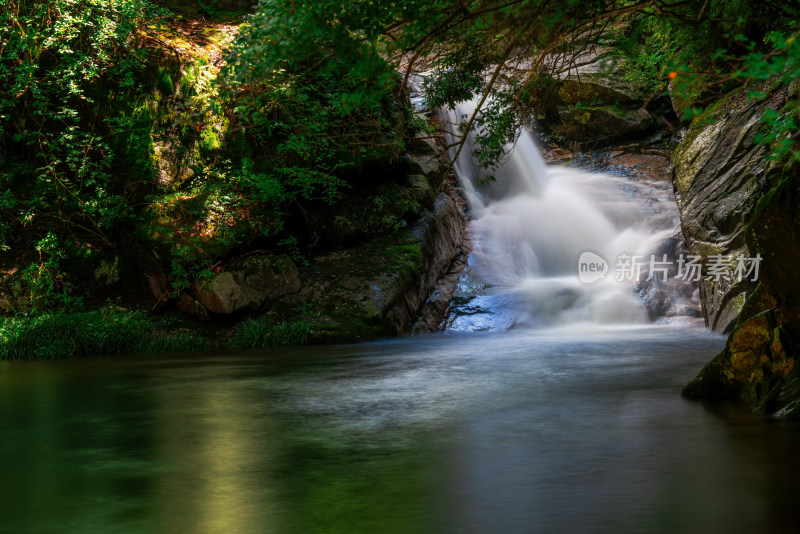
(681, 82, 800, 417)
(672, 87, 786, 333)
(279, 178, 467, 343)
(193, 255, 301, 315)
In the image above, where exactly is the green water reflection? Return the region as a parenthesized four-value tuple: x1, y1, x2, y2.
(2, 329, 800, 534)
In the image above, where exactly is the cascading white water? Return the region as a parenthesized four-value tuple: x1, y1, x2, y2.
(443, 100, 692, 327)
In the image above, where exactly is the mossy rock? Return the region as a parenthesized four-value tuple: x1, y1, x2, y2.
(193, 254, 301, 315)
(556, 76, 640, 107)
(554, 105, 654, 141)
(683, 310, 794, 405)
(283, 230, 428, 343)
(747, 167, 800, 303)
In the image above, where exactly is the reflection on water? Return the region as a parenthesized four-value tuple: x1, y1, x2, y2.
(2, 326, 800, 533)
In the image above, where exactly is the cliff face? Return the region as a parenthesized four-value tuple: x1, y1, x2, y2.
(671, 88, 787, 333)
(679, 83, 800, 417)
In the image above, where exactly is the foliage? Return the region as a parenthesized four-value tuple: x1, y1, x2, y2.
(0, 0, 168, 311)
(221, 1, 413, 205)
(225, 0, 798, 171)
(0, 308, 207, 359)
(0, 0, 161, 242)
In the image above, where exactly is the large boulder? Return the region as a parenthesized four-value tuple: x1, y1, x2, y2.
(193, 255, 301, 315)
(554, 105, 654, 142)
(539, 70, 660, 146)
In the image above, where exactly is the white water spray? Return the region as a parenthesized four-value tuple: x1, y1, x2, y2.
(444, 100, 687, 326)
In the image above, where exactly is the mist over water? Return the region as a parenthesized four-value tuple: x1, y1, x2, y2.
(442, 100, 696, 327)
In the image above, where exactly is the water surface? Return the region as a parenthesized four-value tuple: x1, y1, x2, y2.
(2, 326, 800, 534)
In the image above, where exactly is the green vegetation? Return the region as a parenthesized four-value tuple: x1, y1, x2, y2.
(227, 316, 311, 349)
(0, 308, 206, 359)
(1, 0, 798, 357)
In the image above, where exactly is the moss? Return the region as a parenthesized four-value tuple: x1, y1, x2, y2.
(682, 350, 740, 399)
(199, 123, 224, 157)
(385, 242, 424, 285)
(305, 299, 390, 344)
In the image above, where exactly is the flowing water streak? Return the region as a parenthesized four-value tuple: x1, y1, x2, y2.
(442, 100, 686, 326)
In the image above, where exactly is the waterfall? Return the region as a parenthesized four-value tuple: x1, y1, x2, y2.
(442, 100, 697, 328)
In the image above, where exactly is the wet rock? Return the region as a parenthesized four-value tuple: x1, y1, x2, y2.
(606, 151, 671, 181)
(193, 255, 301, 315)
(634, 232, 703, 321)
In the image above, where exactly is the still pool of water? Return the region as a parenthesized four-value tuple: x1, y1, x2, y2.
(2, 326, 800, 534)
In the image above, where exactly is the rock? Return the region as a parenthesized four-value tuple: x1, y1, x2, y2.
(605, 151, 671, 181)
(406, 135, 444, 181)
(279, 177, 467, 343)
(554, 105, 654, 142)
(536, 65, 661, 146)
(153, 139, 197, 186)
(672, 85, 787, 333)
(681, 82, 800, 417)
(634, 232, 703, 321)
(193, 255, 301, 315)
(747, 173, 800, 307)
(683, 308, 794, 411)
(556, 75, 640, 106)
(177, 293, 210, 321)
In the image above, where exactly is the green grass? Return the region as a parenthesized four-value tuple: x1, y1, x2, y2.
(0, 309, 207, 360)
(227, 316, 311, 349)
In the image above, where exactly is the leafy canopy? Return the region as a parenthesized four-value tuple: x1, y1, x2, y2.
(226, 0, 800, 167)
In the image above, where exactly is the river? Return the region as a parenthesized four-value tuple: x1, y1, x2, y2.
(4, 326, 800, 533)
